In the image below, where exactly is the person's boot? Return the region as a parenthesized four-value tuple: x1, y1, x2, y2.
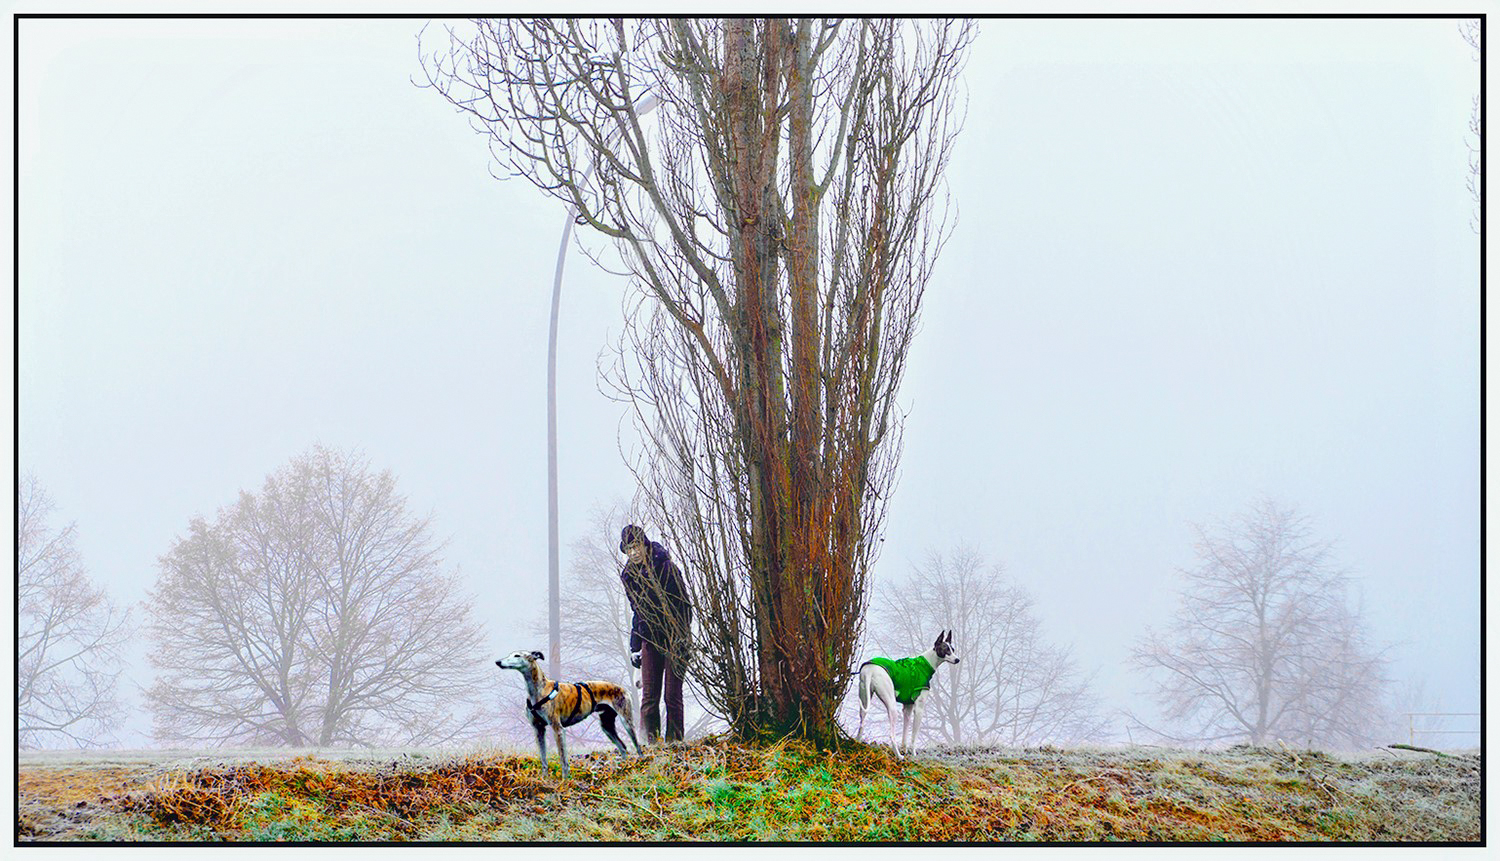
(643, 711, 662, 745)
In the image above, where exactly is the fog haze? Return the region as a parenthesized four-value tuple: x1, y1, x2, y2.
(16, 17, 1481, 747)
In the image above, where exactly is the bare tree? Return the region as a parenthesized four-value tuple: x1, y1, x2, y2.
(1461, 19, 1481, 231)
(422, 18, 973, 743)
(860, 547, 1106, 747)
(144, 446, 495, 748)
(17, 475, 131, 748)
(1130, 500, 1389, 750)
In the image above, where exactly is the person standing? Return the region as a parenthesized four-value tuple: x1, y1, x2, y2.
(618, 524, 691, 743)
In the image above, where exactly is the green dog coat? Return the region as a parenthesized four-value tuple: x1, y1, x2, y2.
(865, 655, 937, 704)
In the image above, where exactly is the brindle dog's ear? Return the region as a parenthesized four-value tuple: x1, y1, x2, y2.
(531, 650, 545, 661)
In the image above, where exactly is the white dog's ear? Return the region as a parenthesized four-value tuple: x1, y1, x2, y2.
(531, 650, 545, 661)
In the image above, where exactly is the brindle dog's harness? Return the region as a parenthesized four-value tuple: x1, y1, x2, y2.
(527, 681, 559, 716)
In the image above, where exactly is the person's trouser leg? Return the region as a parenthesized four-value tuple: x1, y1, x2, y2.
(640, 642, 666, 743)
(662, 652, 685, 742)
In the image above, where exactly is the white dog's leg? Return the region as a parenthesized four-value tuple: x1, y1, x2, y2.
(888, 693, 903, 759)
(909, 697, 925, 758)
(902, 703, 915, 757)
(856, 669, 868, 740)
(872, 670, 900, 758)
(862, 665, 903, 758)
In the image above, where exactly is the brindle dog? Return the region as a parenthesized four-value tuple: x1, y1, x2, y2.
(496, 650, 643, 778)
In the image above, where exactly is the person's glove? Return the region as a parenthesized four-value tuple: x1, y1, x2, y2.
(630, 651, 642, 669)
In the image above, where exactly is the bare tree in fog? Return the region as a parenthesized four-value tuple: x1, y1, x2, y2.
(865, 546, 1106, 747)
(18, 475, 132, 748)
(144, 447, 493, 748)
(1130, 500, 1389, 749)
(422, 18, 973, 743)
(1461, 19, 1481, 231)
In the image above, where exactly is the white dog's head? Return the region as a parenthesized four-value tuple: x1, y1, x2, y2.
(496, 650, 544, 671)
(933, 630, 960, 665)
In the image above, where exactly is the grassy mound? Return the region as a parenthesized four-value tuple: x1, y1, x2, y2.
(17, 739, 1480, 843)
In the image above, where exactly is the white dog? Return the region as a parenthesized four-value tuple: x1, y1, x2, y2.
(855, 630, 960, 758)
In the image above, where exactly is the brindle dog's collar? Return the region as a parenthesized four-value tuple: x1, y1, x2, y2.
(527, 682, 559, 714)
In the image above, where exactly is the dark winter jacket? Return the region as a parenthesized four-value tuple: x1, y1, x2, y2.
(620, 541, 691, 655)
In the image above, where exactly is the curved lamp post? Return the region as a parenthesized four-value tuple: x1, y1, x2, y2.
(547, 93, 659, 679)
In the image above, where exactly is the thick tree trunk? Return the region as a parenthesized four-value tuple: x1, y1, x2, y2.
(719, 19, 894, 743)
(724, 18, 794, 734)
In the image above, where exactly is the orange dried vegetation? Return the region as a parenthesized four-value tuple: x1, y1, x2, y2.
(117, 755, 559, 835)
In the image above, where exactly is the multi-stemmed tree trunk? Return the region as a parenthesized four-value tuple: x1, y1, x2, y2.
(423, 18, 972, 743)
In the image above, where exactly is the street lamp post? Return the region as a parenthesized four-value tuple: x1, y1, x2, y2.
(545, 208, 574, 682)
(546, 94, 658, 681)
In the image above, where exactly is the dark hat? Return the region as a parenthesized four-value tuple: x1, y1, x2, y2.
(620, 524, 648, 552)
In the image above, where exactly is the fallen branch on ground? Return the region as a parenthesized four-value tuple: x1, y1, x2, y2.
(1387, 744, 1452, 758)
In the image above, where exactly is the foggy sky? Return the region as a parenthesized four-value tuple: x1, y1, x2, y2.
(16, 16, 1481, 747)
